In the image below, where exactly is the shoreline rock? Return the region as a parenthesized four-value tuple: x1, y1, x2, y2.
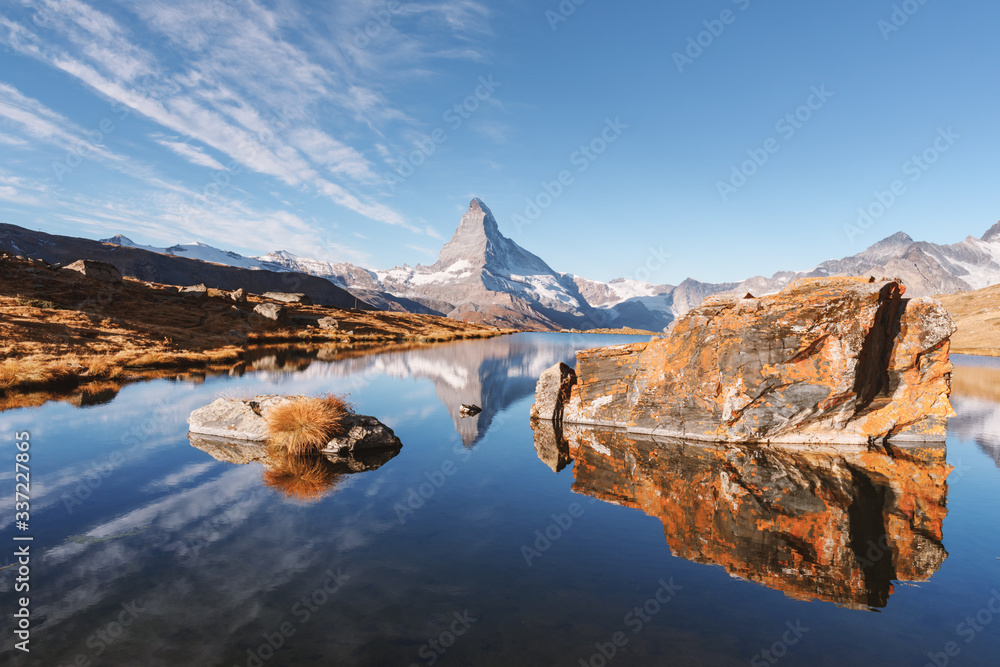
(533, 277, 956, 444)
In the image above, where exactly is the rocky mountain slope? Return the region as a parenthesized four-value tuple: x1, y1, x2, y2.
(373, 198, 600, 329)
(0, 223, 367, 309)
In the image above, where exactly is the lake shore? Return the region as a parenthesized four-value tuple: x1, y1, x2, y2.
(0, 254, 515, 397)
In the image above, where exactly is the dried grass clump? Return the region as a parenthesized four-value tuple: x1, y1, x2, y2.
(85, 355, 126, 380)
(0, 358, 78, 391)
(266, 395, 350, 454)
(261, 451, 343, 503)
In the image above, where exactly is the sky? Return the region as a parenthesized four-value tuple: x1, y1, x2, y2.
(0, 0, 997, 286)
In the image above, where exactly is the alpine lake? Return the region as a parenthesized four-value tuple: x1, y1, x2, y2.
(2, 332, 999, 666)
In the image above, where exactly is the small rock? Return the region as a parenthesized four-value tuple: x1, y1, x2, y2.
(229, 288, 247, 303)
(460, 404, 482, 416)
(179, 284, 207, 294)
(318, 316, 340, 330)
(253, 303, 286, 321)
(61, 259, 123, 283)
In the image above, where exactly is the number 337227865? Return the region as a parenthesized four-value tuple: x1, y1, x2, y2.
(15, 431, 30, 516)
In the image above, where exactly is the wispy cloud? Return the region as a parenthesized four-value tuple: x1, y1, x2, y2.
(152, 135, 226, 170)
(0, 0, 497, 256)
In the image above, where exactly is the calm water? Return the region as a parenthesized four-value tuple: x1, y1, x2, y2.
(1, 334, 999, 666)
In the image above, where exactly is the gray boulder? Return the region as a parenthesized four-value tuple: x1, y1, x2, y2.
(529, 362, 576, 422)
(318, 316, 340, 330)
(62, 259, 122, 283)
(263, 292, 313, 305)
(253, 302, 286, 321)
(187, 395, 402, 453)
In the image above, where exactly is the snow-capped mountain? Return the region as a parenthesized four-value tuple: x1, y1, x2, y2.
(98, 201, 1000, 332)
(372, 198, 598, 329)
(99, 234, 267, 270)
(255, 250, 383, 291)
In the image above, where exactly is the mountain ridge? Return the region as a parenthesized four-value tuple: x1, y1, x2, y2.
(32, 198, 1000, 331)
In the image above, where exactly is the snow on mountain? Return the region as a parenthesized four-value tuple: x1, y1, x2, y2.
(255, 250, 382, 290)
(374, 198, 595, 328)
(100, 234, 266, 269)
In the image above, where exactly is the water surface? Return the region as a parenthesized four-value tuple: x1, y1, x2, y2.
(1, 335, 998, 666)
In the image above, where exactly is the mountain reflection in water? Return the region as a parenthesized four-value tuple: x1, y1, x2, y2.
(534, 421, 951, 609)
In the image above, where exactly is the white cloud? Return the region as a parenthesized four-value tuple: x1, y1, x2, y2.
(0, 0, 497, 244)
(152, 135, 226, 170)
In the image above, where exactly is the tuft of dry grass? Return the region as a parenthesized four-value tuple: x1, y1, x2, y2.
(261, 450, 343, 503)
(85, 355, 126, 380)
(266, 395, 350, 454)
(0, 358, 78, 391)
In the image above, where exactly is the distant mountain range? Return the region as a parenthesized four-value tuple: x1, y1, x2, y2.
(4, 198, 999, 331)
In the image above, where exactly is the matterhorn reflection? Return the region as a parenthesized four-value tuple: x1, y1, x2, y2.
(533, 422, 951, 610)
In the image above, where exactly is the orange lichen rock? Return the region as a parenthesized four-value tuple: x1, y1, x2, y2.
(554, 425, 950, 609)
(536, 277, 956, 444)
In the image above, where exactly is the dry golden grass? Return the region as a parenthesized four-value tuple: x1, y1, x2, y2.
(262, 450, 344, 503)
(267, 395, 350, 454)
(85, 355, 126, 380)
(937, 285, 1000, 356)
(0, 358, 77, 391)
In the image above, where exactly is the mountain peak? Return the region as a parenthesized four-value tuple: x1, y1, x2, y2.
(982, 221, 1000, 243)
(859, 231, 915, 260)
(434, 198, 506, 270)
(100, 234, 135, 246)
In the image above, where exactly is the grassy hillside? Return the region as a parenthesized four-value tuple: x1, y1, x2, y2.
(936, 284, 1000, 356)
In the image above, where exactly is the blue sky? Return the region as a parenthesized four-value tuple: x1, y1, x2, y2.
(0, 0, 997, 285)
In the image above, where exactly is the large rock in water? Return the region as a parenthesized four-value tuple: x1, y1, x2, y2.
(187, 395, 401, 454)
(534, 277, 956, 444)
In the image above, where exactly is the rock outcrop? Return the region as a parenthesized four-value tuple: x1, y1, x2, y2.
(253, 302, 286, 321)
(534, 277, 956, 444)
(61, 259, 122, 283)
(263, 291, 313, 305)
(187, 395, 402, 454)
(547, 424, 950, 609)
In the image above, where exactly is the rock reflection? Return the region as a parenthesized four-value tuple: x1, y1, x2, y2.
(188, 433, 402, 503)
(538, 423, 951, 609)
